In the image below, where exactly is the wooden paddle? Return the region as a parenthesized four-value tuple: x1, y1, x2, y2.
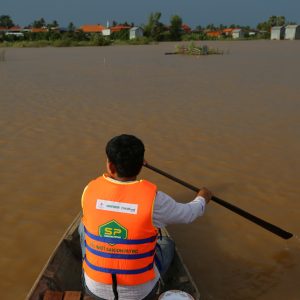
(144, 163, 293, 240)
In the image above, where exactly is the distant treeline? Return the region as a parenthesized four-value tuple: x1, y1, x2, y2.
(0, 14, 297, 47)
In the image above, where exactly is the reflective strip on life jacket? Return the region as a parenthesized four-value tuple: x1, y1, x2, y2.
(85, 241, 156, 259)
(84, 256, 154, 275)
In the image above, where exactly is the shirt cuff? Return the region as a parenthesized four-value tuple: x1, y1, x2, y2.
(194, 196, 206, 215)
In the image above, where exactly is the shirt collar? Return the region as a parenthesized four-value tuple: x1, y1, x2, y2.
(103, 173, 141, 184)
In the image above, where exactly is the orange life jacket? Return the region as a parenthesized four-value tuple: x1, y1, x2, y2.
(82, 174, 158, 285)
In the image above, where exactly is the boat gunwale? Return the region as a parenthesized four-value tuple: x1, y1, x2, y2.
(25, 213, 82, 300)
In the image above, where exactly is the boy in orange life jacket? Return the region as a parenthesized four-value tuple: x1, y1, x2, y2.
(79, 134, 212, 300)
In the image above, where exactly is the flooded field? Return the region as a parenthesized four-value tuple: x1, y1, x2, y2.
(0, 41, 300, 300)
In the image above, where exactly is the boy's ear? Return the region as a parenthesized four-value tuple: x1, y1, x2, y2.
(107, 161, 117, 175)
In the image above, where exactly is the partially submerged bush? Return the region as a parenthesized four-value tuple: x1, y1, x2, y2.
(175, 42, 224, 55)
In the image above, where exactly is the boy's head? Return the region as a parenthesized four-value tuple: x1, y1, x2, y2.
(105, 134, 145, 178)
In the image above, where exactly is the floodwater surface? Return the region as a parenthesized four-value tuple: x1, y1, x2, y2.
(0, 41, 300, 300)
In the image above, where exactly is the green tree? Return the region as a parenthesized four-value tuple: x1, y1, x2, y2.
(206, 23, 216, 30)
(90, 33, 110, 46)
(195, 25, 202, 32)
(257, 15, 286, 31)
(257, 21, 268, 31)
(0, 15, 15, 28)
(275, 16, 286, 26)
(32, 18, 46, 28)
(144, 12, 164, 40)
(48, 20, 59, 28)
(169, 15, 182, 41)
(49, 30, 61, 41)
(111, 29, 130, 40)
(68, 22, 75, 32)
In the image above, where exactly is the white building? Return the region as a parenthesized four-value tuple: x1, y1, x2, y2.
(285, 25, 300, 40)
(271, 26, 285, 40)
(5, 32, 24, 37)
(248, 31, 257, 37)
(232, 29, 244, 39)
(102, 29, 111, 36)
(129, 27, 144, 40)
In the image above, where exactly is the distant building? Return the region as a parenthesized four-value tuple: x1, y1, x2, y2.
(270, 26, 285, 40)
(5, 31, 24, 37)
(80, 24, 106, 33)
(110, 25, 131, 33)
(232, 29, 244, 39)
(31, 27, 49, 33)
(206, 31, 222, 38)
(129, 27, 144, 39)
(248, 30, 258, 37)
(181, 24, 191, 33)
(22, 27, 32, 33)
(8, 26, 22, 32)
(285, 25, 300, 40)
(102, 29, 111, 36)
(0, 26, 23, 35)
(0, 26, 35, 37)
(222, 28, 234, 36)
(102, 25, 131, 37)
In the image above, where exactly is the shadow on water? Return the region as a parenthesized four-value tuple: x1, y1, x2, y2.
(166, 191, 298, 300)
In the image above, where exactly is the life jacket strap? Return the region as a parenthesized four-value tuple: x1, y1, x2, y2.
(158, 228, 163, 240)
(112, 274, 118, 300)
(154, 243, 163, 272)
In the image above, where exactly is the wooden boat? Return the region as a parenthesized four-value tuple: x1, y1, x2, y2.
(26, 213, 200, 300)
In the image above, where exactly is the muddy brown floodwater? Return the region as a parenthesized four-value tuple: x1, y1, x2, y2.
(0, 41, 300, 300)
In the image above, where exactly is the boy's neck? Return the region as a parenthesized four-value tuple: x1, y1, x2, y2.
(111, 174, 137, 182)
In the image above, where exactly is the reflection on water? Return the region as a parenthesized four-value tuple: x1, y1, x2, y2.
(0, 41, 300, 299)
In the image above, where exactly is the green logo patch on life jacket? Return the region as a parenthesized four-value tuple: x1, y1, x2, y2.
(99, 220, 128, 246)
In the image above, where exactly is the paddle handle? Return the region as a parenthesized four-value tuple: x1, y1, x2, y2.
(144, 163, 293, 240)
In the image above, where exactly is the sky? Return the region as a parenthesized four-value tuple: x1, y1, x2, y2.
(1, 0, 300, 28)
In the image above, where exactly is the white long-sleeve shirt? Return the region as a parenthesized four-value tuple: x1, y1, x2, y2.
(84, 182, 206, 300)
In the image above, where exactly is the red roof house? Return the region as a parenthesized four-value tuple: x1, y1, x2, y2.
(206, 31, 222, 38)
(8, 26, 22, 32)
(110, 25, 131, 33)
(80, 24, 106, 33)
(182, 24, 192, 33)
(31, 28, 48, 33)
(222, 28, 235, 36)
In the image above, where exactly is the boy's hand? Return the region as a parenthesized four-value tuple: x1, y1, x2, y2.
(197, 187, 212, 204)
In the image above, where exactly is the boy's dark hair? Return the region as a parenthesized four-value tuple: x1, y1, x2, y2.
(106, 134, 145, 178)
